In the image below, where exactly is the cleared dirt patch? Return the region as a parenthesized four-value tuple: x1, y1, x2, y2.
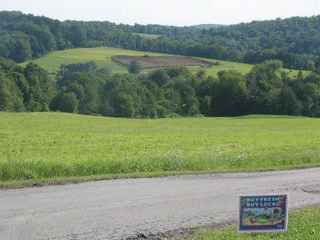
(111, 55, 214, 69)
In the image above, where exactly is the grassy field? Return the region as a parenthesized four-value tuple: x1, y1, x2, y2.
(1, 112, 320, 185)
(188, 206, 320, 239)
(19, 47, 305, 77)
(19, 47, 256, 76)
(19, 47, 172, 74)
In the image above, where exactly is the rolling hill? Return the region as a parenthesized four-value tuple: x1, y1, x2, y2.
(20, 47, 303, 78)
(1, 11, 320, 71)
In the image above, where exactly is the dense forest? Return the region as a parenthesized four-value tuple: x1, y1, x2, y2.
(1, 57, 320, 118)
(1, 11, 320, 71)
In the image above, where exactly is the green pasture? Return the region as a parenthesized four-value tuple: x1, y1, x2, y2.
(188, 206, 320, 239)
(190, 58, 304, 78)
(19, 47, 255, 76)
(189, 59, 253, 77)
(19, 47, 305, 77)
(19, 47, 172, 74)
(1, 112, 320, 184)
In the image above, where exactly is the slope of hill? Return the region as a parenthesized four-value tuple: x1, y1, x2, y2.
(19, 47, 172, 74)
(20, 47, 304, 79)
(1, 11, 320, 71)
(19, 47, 254, 76)
(0, 44, 310, 120)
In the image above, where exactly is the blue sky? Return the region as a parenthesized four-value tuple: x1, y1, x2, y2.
(0, 0, 319, 26)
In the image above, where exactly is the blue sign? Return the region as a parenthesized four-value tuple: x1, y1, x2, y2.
(239, 194, 288, 232)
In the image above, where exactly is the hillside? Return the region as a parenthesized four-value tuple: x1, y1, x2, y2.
(20, 47, 305, 80)
(2, 53, 319, 119)
(1, 11, 320, 71)
(19, 47, 254, 76)
(20, 47, 172, 74)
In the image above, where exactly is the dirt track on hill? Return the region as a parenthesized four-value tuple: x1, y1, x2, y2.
(1, 168, 320, 240)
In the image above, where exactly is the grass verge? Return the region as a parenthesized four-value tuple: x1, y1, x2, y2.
(2, 165, 319, 189)
(187, 206, 320, 240)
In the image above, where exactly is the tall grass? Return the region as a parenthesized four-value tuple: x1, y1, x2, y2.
(1, 112, 320, 181)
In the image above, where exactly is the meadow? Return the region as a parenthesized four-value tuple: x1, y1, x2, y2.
(19, 47, 304, 78)
(18, 47, 255, 76)
(1, 112, 320, 185)
(188, 206, 320, 240)
(20, 47, 173, 74)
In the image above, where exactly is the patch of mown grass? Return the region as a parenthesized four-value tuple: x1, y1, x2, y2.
(1, 112, 320, 184)
(19, 47, 173, 74)
(187, 206, 320, 240)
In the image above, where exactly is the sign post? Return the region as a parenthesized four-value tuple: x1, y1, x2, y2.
(239, 194, 288, 232)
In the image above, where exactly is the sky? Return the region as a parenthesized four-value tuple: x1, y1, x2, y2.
(0, 0, 319, 26)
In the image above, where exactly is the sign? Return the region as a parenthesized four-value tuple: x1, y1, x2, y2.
(239, 194, 288, 232)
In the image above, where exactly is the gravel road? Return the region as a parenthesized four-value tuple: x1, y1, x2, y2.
(1, 167, 320, 240)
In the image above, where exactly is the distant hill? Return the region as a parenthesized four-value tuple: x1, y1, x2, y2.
(190, 24, 225, 29)
(0, 11, 320, 70)
(19, 47, 257, 77)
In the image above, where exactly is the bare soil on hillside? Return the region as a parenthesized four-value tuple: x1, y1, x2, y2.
(111, 55, 215, 69)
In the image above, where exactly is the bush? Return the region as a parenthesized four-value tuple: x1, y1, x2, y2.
(128, 60, 141, 74)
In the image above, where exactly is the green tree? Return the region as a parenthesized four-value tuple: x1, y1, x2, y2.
(0, 69, 24, 111)
(301, 74, 320, 117)
(148, 68, 169, 87)
(113, 93, 135, 117)
(276, 85, 302, 115)
(246, 60, 283, 113)
(23, 63, 56, 111)
(6, 72, 30, 105)
(67, 24, 87, 48)
(55, 63, 109, 115)
(212, 70, 248, 116)
(128, 60, 141, 74)
(59, 92, 79, 113)
(9, 37, 32, 63)
(171, 77, 199, 116)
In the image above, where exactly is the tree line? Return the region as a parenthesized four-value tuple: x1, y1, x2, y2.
(1, 11, 320, 71)
(1, 57, 320, 118)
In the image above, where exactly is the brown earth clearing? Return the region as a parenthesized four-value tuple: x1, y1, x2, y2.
(111, 55, 216, 69)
